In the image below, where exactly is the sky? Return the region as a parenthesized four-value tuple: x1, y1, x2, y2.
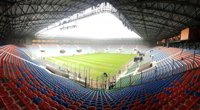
(37, 12, 141, 39)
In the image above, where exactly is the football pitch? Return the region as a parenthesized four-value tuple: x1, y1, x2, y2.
(46, 53, 136, 80)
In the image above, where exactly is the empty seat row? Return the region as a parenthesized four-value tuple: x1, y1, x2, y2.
(0, 45, 200, 110)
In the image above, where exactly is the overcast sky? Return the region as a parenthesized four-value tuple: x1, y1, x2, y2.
(38, 12, 141, 39)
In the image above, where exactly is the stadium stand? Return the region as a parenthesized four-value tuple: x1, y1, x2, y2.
(116, 46, 200, 88)
(1, 45, 200, 110)
(0, 0, 200, 109)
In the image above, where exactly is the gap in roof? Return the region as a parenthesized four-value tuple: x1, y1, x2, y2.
(36, 3, 141, 39)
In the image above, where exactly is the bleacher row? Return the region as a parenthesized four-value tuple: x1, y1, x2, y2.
(146, 47, 200, 81)
(117, 46, 200, 88)
(149, 47, 181, 62)
(0, 45, 200, 110)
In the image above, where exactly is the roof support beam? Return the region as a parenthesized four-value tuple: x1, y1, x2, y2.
(121, 9, 187, 26)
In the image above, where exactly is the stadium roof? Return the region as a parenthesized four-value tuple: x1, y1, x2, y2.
(0, 0, 200, 41)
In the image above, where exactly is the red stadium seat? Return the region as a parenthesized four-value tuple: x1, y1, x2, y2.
(2, 96, 15, 105)
(0, 91, 9, 97)
(88, 106, 96, 110)
(5, 103, 21, 110)
(57, 105, 67, 110)
(22, 97, 32, 105)
(27, 103, 39, 110)
(70, 104, 78, 110)
(38, 102, 51, 110)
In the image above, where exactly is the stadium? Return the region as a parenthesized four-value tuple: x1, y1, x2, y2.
(0, 0, 200, 110)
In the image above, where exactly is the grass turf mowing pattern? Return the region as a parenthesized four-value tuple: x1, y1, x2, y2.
(46, 53, 136, 80)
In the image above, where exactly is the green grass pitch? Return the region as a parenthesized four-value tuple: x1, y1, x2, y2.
(46, 53, 136, 80)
